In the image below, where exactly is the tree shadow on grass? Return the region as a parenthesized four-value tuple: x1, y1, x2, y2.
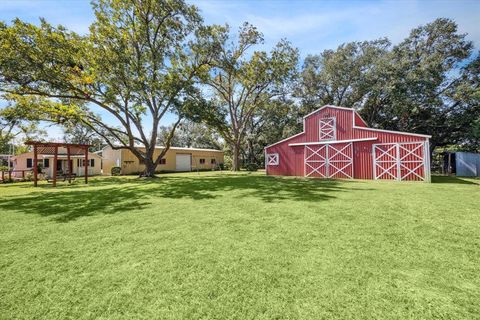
(431, 175, 479, 185)
(0, 173, 370, 222)
(153, 174, 363, 202)
(0, 185, 152, 222)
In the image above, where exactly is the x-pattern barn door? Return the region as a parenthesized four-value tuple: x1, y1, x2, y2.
(305, 145, 327, 178)
(373, 142, 428, 181)
(305, 143, 353, 179)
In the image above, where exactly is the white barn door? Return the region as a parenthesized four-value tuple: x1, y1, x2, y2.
(373, 142, 429, 181)
(305, 143, 353, 179)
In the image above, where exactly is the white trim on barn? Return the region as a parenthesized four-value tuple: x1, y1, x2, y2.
(289, 137, 377, 146)
(319, 117, 336, 140)
(264, 132, 305, 149)
(266, 153, 279, 166)
(355, 126, 431, 138)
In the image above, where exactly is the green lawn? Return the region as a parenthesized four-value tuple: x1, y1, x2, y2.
(0, 172, 479, 320)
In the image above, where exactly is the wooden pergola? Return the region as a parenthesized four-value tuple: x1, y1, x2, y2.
(25, 141, 91, 187)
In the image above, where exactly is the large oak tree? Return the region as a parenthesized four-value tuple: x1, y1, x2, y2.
(0, 0, 219, 176)
(296, 19, 480, 152)
(199, 23, 298, 170)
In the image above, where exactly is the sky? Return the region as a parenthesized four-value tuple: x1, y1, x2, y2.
(1, 0, 479, 140)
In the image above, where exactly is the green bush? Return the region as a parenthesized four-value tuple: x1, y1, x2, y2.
(223, 155, 232, 170)
(111, 166, 121, 176)
(244, 163, 258, 172)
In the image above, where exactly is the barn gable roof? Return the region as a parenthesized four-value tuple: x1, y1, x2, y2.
(265, 105, 431, 149)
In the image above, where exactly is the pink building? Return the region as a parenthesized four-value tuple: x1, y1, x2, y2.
(12, 149, 102, 178)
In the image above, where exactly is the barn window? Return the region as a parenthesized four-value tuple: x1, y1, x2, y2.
(199, 158, 205, 164)
(44, 159, 50, 168)
(267, 153, 279, 166)
(319, 117, 336, 140)
(159, 158, 166, 165)
(26, 158, 33, 168)
(211, 158, 216, 164)
(90, 159, 95, 167)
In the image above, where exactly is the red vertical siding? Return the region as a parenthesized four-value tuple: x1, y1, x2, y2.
(353, 141, 374, 179)
(355, 113, 369, 127)
(265, 105, 430, 181)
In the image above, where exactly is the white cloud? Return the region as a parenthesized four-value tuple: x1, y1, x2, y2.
(194, 0, 480, 55)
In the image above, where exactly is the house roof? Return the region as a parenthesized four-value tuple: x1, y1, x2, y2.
(11, 150, 101, 160)
(103, 145, 223, 153)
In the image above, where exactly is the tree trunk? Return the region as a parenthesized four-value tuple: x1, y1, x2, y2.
(232, 143, 241, 171)
(247, 139, 254, 164)
(142, 158, 157, 177)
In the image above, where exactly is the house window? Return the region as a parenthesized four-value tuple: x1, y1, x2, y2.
(77, 159, 90, 167)
(26, 158, 33, 168)
(199, 158, 205, 164)
(159, 158, 166, 165)
(319, 117, 336, 140)
(44, 159, 50, 168)
(211, 158, 216, 164)
(267, 153, 279, 166)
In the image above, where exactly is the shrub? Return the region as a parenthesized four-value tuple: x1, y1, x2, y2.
(244, 163, 258, 172)
(223, 155, 232, 170)
(111, 166, 121, 176)
(25, 172, 33, 181)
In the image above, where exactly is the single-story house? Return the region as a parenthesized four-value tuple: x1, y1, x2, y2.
(102, 146, 224, 175)
(12, 149, 102, 178)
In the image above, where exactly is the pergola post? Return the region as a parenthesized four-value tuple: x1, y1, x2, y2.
(25, 141, 91, 187)
(84, 146, 89, 184)
(33, 145, 38, 187)
(53, 146, 58, 187)
(67, 146, 72, 183)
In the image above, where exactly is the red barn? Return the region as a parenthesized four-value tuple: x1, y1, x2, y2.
(265, 105, 431, 182)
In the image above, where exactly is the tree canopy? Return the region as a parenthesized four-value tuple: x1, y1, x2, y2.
(197, 23, 299, 170)
(0, 104, 45, 154)
(0, 0, 220, 176)
(296, 18, 480, 152)
(1, 3, 479, 173)
(157, 120, 222, 150)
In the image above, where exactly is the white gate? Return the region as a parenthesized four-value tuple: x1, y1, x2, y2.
(305, 143, 353, 179)
(373, 142, 430, 181)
